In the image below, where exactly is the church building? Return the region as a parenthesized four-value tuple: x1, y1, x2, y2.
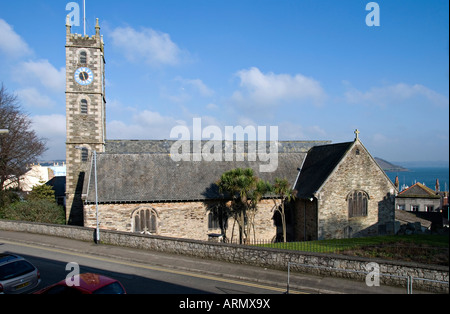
(292, 133, 398, 241)
(65, 18, 397, 242)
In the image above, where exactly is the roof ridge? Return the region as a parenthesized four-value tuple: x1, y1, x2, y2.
(399, 182, 438, 197)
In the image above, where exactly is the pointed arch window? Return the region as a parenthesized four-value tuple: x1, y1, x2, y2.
(347, 190, 369, 218)
(133, 208, 158, 234)
(208, 212, 220, 230)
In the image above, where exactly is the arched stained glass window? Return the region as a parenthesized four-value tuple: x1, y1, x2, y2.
(347, 191, 369, 217)
(133, 208, 158, 234)
(208, 212, 220, 230)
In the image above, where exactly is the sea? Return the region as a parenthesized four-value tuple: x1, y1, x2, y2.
(386, 167, 450, 192)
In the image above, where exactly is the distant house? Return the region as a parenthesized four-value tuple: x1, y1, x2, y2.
(396, 182, 441, 212)
(4, 164, 54, 192)
(292, 132, 398, 241)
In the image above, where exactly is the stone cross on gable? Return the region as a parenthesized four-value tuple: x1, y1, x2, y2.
(354, 129, 360, 140)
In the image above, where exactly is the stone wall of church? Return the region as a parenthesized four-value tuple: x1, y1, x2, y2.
(84, 199, 276, 242)
(316, 141, 396, 240)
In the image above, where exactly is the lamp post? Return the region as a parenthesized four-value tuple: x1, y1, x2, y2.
(75, 146, 99, 244)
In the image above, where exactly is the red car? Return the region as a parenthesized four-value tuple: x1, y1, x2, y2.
(35, 273, 126, 294)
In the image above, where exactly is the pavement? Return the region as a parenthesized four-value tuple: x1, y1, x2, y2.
(0, 230, 422, 294)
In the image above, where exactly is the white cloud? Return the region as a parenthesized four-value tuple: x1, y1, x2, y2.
(107, 110, 183, 140)
(17, 88, 56, 109)
(277, 121, 327, 140)
(163, 77, 215, 104)
(0, 19, 32, 58)
(176, 77, 214, 97)
(206, 103, 219, 110)
(31, 114, 66, 160)
(232, 67, 326, 108)
(344, 82, 448, 108)
(14, 59, 65, 93)
(109, 26, 185, 66)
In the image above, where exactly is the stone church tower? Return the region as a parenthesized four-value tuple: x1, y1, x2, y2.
(65, 17, 106, 225)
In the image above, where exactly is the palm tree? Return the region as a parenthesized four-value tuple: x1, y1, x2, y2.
(247, 179, 271, 242)
(272, 178, 296, 243)
(217, 168, 261, 244)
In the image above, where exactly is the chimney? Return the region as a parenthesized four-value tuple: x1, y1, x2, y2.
(435, 179, 440, 193)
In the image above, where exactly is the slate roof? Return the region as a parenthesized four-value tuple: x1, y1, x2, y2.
(395, 209, 432, 229)
(397, 182, 440, 199)
(294, 141, 354, 199)
(83, 152, 308, 204)
(45, 176, 66, 198)
(105, 140, 329, 154)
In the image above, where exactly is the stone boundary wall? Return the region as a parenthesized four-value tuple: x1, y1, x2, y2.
(0, 220, 448, 293)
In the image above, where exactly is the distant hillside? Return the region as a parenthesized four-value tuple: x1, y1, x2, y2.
(375, 157, 409, 172)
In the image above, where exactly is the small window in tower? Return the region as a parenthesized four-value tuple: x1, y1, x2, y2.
(80, 99, 88, 114)
(80, 51, 87, 64)
(356, 148, 360, 155)
(81, 148, 89, 162)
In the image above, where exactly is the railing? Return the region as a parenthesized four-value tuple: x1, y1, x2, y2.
(286, 261, 449, 294)
(225, 237, 449, 257)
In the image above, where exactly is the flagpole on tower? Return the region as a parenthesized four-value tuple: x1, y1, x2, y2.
(83, 0, 86, 36)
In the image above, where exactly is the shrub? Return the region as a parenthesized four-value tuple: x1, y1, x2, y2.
(2, 199, 65, 224)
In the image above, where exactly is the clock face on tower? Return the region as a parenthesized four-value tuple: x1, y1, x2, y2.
(74, 67, 94, 86)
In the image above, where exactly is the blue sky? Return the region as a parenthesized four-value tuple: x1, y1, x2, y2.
(0, 0, 448, 164)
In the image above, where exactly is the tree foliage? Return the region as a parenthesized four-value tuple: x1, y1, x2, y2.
(215, 168, 296, 244)
(28, 183, 56, 202)
(217, 168, 272, 244)
(271, 178, 296, 242)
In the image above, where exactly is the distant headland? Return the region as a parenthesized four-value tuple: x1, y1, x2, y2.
(375, 157, 409, 172)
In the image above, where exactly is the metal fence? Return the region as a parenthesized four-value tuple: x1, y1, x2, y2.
(286, 262, 449, 294)
(226, 238, 449, 258)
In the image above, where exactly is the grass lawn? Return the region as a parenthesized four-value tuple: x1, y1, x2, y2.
(259, 234, 449, 266)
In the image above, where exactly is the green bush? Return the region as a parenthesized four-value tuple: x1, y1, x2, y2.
(27, 184, 55, 202)
(1, 199, 65, 224)
(0, 189, 21, 210)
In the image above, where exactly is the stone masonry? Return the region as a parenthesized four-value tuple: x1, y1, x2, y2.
(84, 199, 277, 242)
(293, 138, 396, 241)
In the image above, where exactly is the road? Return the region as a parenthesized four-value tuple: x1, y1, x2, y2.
(0, 236, 296, 294)
(0, 230, 412, 296)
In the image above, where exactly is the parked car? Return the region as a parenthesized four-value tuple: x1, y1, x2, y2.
(35, 273, 126, 294)
(0, 254, 41, 294)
